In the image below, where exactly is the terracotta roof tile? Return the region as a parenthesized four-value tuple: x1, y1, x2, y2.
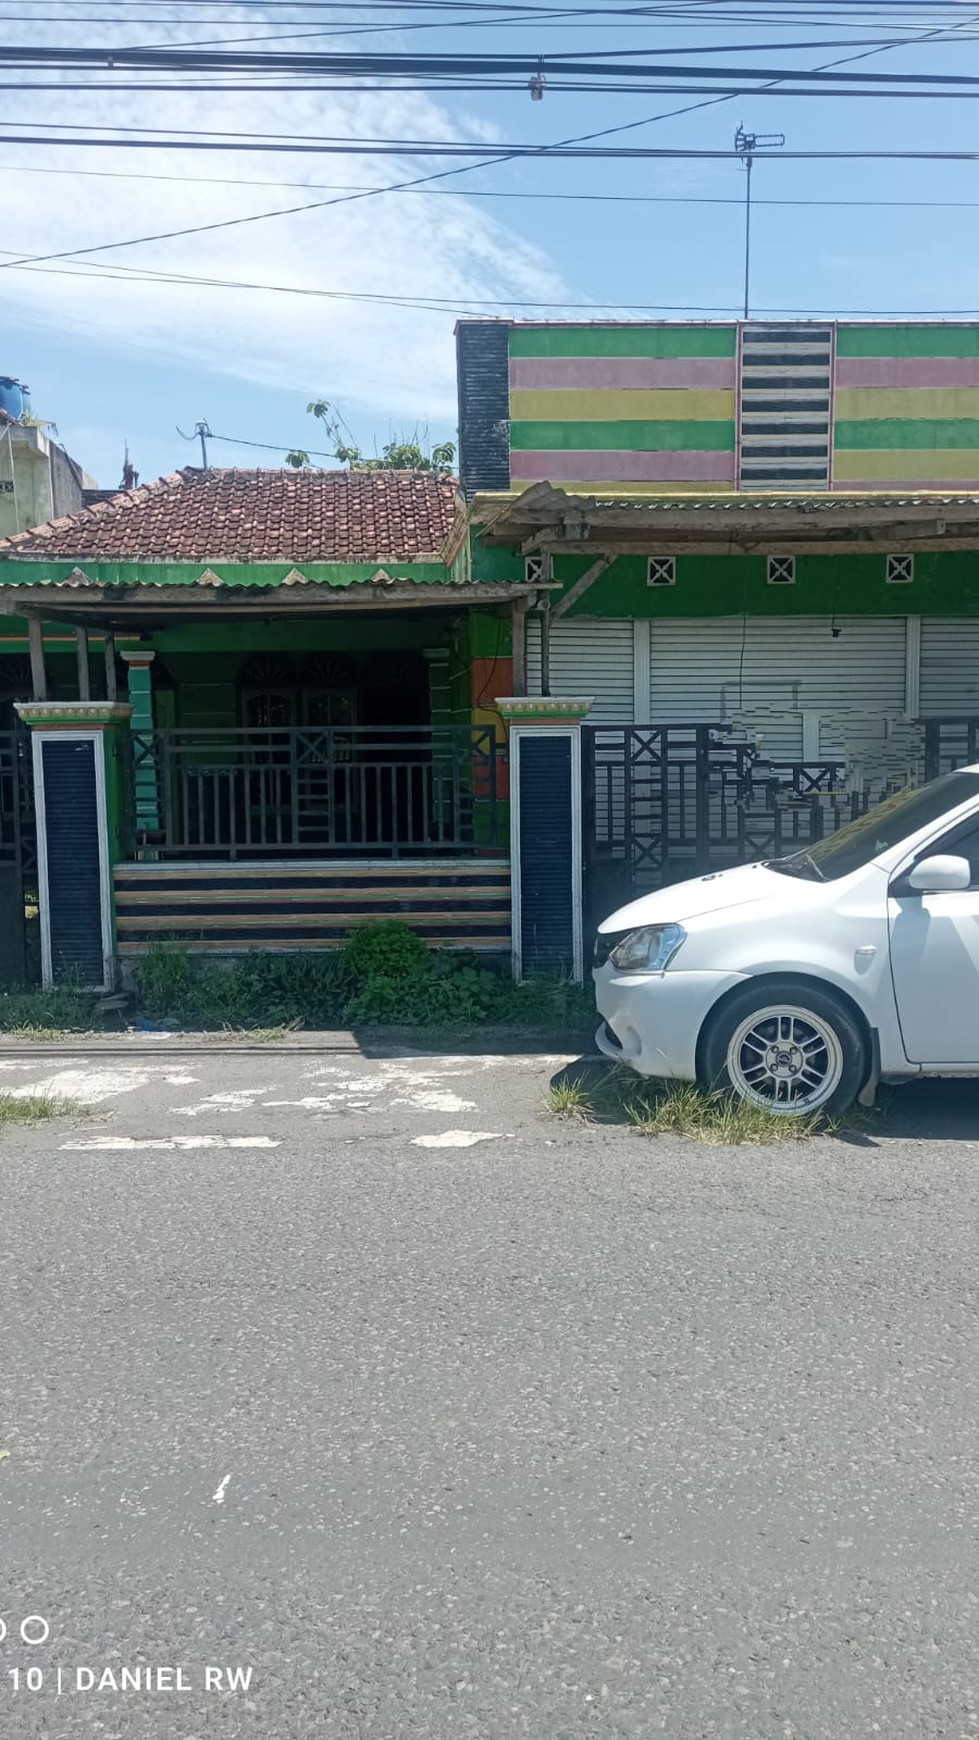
(0, 467, 462, 563)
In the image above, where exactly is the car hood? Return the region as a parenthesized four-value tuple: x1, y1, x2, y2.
(598, 860, 814, 934)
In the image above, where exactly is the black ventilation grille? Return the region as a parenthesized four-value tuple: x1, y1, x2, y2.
(42, 737, 105, 986)
(518, 735, 574, 974)
(456, 320, 512, 498)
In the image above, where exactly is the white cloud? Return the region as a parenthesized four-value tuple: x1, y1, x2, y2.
(0, 9, 566, 423)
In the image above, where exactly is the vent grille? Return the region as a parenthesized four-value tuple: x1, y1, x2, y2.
(738, 324, 833, 489)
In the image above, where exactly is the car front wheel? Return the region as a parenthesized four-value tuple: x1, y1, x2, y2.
(700, 982, 867, 1117)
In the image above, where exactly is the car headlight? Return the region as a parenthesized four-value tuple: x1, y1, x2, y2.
(608, 923, 686, 973)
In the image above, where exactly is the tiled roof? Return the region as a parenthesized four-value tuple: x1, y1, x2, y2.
(0, 467, 463, 563)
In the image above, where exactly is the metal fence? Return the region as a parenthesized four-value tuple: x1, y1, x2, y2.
(128, 726, 504, 859)
(582, 723, 877, 918)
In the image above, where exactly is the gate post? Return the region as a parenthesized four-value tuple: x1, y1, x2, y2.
(15, 701, 133, 991)
(497, 696, 592, 983)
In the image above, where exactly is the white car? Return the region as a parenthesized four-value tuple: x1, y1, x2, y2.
(594, 765, 979, 1117)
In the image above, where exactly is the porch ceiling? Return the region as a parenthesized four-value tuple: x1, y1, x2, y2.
(475, 482, 979, 555)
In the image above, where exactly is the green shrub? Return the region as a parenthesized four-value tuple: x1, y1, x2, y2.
(129, 922, 595, 1033)
(343, 920, 433, 986)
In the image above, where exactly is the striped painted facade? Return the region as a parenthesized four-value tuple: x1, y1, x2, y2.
(507, 323, 738, 491)
(114, 859, 512, 954)
(832, 326, 979, 489)
(459, 319, 979, 495)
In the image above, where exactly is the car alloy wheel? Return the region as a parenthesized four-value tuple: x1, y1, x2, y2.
(725, 1004, 845, 1113)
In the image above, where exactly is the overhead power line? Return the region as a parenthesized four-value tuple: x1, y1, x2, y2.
(12, 162, 979, 210)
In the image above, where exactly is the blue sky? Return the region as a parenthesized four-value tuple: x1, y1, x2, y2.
(2, 2, 978, 491)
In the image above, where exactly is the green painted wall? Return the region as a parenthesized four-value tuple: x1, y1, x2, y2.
(508, 325, 737, 358)
(471, 532, 979, 617)
(509, 419, 735, 453)
(837, 325, 979, 358)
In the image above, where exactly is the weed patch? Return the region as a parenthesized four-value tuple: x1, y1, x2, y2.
(0, 986, 101, 1036)
(546, 1077, 595, 1119)
(0, 1092, 85, 1124)
(132, 925, 594, 1034)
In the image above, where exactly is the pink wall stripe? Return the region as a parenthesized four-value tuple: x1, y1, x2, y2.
(508, 356, 737, 392)
(835, 358, 979, 389)
(511, 449, 736, 484)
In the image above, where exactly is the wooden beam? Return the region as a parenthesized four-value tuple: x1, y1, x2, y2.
(103, 630, 117, 702)
(551, 554, 613, 622)
(26, 612, 47, 702)
(511, 597, 528, 698)
(75, 626, 91, 701)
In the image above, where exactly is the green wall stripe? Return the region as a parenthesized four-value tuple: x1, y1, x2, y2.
(509, 419, 736, 452)
(833, 417, 979, 450)
(836, 326, 979, 360)
(508, 325, 737, 360)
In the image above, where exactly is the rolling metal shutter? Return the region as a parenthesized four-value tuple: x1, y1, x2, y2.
(526, 618, 634, 723)
(649, 616, 907, 756)
(919, 620, 979, 716)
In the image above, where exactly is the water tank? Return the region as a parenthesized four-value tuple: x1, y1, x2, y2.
(0, 377, 29, 421)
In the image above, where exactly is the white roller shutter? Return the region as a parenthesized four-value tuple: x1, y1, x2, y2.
(649, 616, 907, 757)
(919, 619, 979, 716)
(526, 617, 634, 723)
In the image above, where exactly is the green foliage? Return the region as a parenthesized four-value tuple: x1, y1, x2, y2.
(134, 946, 352, 1029)
(131, 922, 593, 1033)
(284, 400, 455, 474)
(0, 985, 101, 1034)
(0, 1091, 84, 1123)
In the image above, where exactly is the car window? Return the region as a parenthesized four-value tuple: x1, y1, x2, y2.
(770, 772, 979, 882)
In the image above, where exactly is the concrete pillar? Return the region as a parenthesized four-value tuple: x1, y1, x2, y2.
(15, 700, 133, 989)
(496, 696, 593, 983)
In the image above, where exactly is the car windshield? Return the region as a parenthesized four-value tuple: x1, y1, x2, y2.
(769, 771, 979, 882)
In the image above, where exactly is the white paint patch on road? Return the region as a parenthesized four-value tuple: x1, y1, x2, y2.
(398, 1089, 477, 1113)
(173, 1088, 275, 1118)
(10, 1068, 155, 1104)
(163, 1073, 198, 1085)
(212, 1474, 231, 1506)
(411, 1130, 506, 1149)
(61, 1136, 280, 1152)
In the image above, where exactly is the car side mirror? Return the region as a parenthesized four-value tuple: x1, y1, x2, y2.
(907, 854, 972, 893)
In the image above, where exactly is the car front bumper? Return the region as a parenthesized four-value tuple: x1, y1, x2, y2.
(594, 965, 748, 1080)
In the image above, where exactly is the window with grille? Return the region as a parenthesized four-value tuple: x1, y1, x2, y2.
(767, 556, 796, 586)
(647, 557, 676, 588)
(525, 555, 544, 585)
(886, 554, 914, 585)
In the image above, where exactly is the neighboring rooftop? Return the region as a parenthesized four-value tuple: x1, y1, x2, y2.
(0, 467, 463, 563)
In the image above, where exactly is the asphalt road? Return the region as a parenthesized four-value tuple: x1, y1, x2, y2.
(2, 1041, 979, 1738)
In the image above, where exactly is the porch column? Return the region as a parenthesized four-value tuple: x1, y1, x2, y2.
(15, 701, 133, 990)
(120, 649, 160, 839)
(497, 695, 593, 984)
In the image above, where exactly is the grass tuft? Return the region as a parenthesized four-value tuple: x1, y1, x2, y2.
(625, 1080, 822, 1145)
(0, 1092, 85, 1124)
(546, 1076, 595, 1119)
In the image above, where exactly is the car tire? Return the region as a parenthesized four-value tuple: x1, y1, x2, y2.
(700, 980, 867, 1118)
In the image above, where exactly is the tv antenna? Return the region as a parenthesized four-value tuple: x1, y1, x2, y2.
(734, 125, 785, 321)
(176, 418, 212, 470)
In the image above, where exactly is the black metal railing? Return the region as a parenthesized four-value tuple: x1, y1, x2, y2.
(923, 717, 979, 781)
(582, 722, 880, 914)
(128, 726, 504, 858)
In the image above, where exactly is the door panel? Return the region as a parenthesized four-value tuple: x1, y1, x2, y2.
(889, 892, 979, 1064)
